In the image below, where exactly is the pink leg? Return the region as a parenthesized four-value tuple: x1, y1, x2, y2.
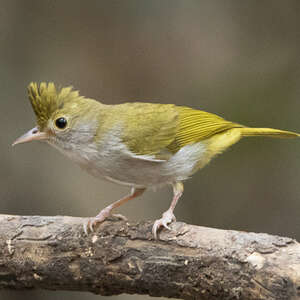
(83, 187, 145, 235)
(152, 182, 184, 239)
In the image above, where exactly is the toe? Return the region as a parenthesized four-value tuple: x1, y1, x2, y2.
(83, 221, 89, 235)
(152, 219, 171, 240)
(152, 211, 177, 239)
(111, 213, 128, 221)
(89, 219, 95, 232)
(83, 213, 109, 235)
(162, 220, 171, 230)
(152, 222, 159, 239)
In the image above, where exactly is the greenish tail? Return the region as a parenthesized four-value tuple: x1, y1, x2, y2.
(240, 127, 300, 138)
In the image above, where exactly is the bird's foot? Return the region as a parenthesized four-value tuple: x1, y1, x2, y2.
(110, 213, 128, 221)
(152, 209, 176, 239)
(83, 206, 126, 235)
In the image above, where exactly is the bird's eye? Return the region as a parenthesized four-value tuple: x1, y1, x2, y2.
(55, 117, 68, 129)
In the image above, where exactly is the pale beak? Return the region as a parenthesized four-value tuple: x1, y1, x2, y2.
(12, 127, 48, 146)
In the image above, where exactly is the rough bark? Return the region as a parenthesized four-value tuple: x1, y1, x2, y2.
(0, 214, 299, 299)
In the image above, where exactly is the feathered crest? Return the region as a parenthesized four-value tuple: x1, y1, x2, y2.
(27, 82, 80, 130)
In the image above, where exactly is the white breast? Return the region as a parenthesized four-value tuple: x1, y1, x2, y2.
(52, 125, 207, 188)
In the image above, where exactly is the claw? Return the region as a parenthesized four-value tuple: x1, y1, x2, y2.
(82, 217, 103, 235)
(83, 208, 128, 235)
(111, 213, 128, 221)
(83, 208, 111, 235)
(152, 210, 176, 239)
(83, 218, 96, 235)
(82, 188, 145, 235)
(89, 219, 95, 232)
(83, 221, 89, 236)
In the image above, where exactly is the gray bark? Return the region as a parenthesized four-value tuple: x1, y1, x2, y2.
(0, 214, 299, 299)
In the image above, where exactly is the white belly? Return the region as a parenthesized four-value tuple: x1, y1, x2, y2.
(71, 143, 205, 188)
(52, 130, 207, 188)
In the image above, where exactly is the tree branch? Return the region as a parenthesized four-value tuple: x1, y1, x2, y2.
(0, 214, 299, 299)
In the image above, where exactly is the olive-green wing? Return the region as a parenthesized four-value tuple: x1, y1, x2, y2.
(118, 103, 179, 157)
(116, 103, 243, 157)
(167, 106, 243, 153)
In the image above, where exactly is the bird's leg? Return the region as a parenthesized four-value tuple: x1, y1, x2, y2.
(84, 187, 145, 234)
(152, 181, 184, 239)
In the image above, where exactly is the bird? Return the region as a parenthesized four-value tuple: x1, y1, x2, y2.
(13, 82, 299, 239)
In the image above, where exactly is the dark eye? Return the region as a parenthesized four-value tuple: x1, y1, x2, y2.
(55, 117, 68, 129)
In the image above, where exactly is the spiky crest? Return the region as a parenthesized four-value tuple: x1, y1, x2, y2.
(27, 82, 81, 130)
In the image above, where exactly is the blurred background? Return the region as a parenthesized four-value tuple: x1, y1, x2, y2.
(1, 1, 300, 299)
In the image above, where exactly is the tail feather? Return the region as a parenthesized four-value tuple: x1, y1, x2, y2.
(240, 127, 300, 138)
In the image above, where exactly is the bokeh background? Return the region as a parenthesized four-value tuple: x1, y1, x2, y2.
(1, 1, 300, 299)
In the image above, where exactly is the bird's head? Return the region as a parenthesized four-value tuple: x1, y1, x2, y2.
(13, 82, 100, 151)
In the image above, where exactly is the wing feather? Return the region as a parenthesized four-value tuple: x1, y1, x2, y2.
(115, 103, 243, 157)
(117, 103, 179, 156)
(167, 106, 243, 153)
